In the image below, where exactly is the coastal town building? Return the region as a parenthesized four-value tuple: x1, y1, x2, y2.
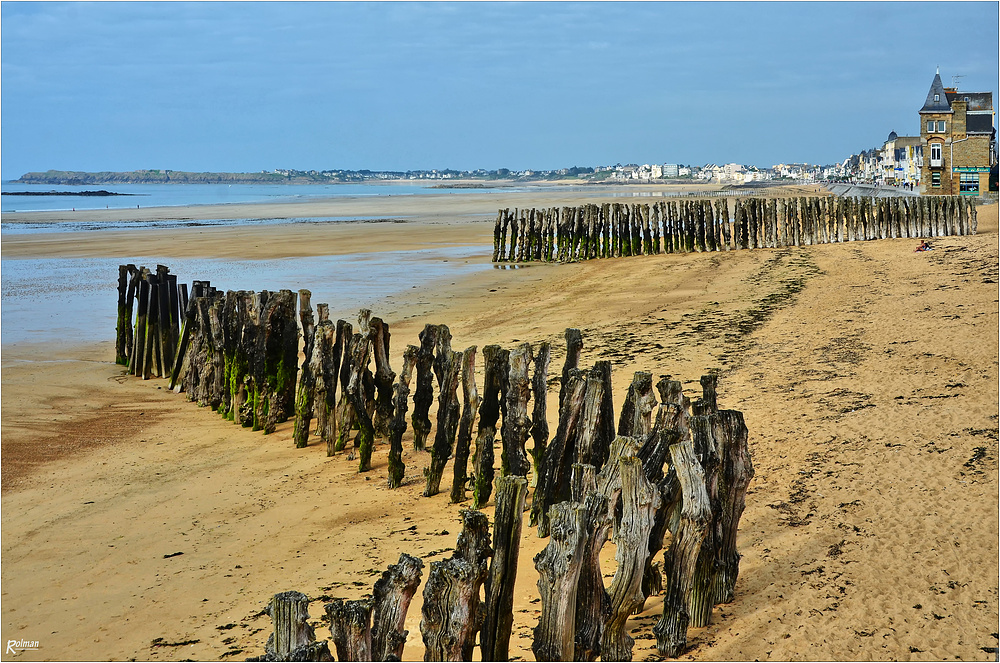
(919, 69, 996, 195)
(662, 163, 679, 178)
(878, 131, 922, 187)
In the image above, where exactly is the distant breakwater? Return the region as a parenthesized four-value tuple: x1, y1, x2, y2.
(492, 195, 976, 263)
(2, 189, 135, 197)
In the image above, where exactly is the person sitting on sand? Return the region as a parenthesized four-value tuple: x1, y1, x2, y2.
(915, 241, 931, 252)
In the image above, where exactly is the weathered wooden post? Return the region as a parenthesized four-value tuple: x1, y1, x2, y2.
(601, 456, 662, 661)
(560, 328, 583, 411)
(420, 510, 491, 662)
(115, 265, 131, 365)
(493, 209, 503, 262)
(500, 342, 532, 478)
(451, 346, 480, 503)
(481, 475, 528, 662)
(572, 466, 612, 662)
(574, 364, 607, 470)
(532, 501, 589, 662)
(472, 345, 508, 509)
(528, 342, 552, 489)
(654, 438, 711, 658)
(687, 414, 721, 628)
(369, 317, 396, 440)
(326, 599, 372, 662)
(411, 324, 438, 451)
(388, 345, 417, 489)
(532, 368, 587, 535)
(371, 553, 425, 662)
(320, 319, 349, 454)
(342, 332, 376, 470)
(131, 272, 149, 376)
(651, 202, 662, 254)
(262, 591, 328, 661)
(143, 274, 160, 379)
(293, 290, 316, 448)
(617, 371, 657, 440)
(425, 348, 461, 497)
(711, 409, 753, 604)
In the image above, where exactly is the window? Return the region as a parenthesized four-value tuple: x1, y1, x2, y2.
(960, 173, 979, 194)
(934, 94, 940, 102)
(930, 143, 942, 167)
(927, 120, 935, 132)
(932, 172, 941, 187)
(938, 121, 946, 132)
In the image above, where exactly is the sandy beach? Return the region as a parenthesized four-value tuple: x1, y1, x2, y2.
(1, 188, 997, 662)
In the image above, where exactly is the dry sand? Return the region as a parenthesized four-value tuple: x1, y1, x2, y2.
(1, 191, 997, 662)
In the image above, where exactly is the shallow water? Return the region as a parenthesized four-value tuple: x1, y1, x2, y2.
(0, 246, 492, 347)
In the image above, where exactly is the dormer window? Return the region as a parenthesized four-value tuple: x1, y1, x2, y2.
(934, 93, 940, 102)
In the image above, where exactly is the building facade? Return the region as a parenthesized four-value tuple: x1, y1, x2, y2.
(919, 69, 996, 195)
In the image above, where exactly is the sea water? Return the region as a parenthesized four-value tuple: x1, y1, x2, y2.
(0, 181, 513, 213)
(0, 247, 493, 347)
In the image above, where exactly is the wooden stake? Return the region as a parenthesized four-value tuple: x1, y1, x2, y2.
(500, 342, 532, 478)
(388, 345, 417, 488)
(371, 553, 425, 662)
(451, 346, 480, 504)
(601, 456, 662, 662)
(472, 345, 508, 509)
(481, 475, 528, 662)
(532, 501, 589, 662)
(326, 599, 372, 662)
(654, 438, 710, 658)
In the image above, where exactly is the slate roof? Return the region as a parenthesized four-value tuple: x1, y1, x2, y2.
(920, 72, 953, 113)
(946, 91, 993, 111)
(967, 113, 995, 134)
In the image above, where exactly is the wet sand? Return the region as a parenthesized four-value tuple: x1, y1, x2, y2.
(1, 191, 997, 662)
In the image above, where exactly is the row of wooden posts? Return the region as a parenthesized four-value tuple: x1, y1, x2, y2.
(250, 367, 752, 662)
(115, 264, 187, 377)
(115, 269, 754, 661)
(492, 194, 978, 262)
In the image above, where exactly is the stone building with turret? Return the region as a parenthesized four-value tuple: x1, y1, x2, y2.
(919, 69, 996, 195)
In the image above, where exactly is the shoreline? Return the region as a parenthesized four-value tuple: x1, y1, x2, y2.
(1, 194, 996, 662)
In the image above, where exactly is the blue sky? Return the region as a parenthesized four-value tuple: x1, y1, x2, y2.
(2, 2, 997, 179)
